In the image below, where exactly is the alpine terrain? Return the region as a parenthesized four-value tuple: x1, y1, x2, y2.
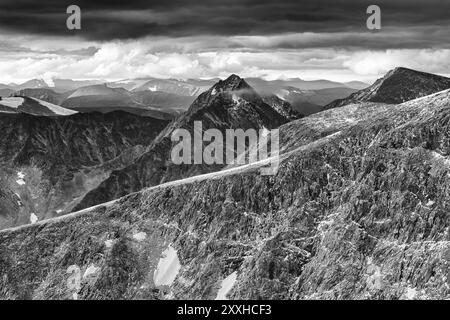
(73, 75, 295, 211)
(0, 68, 449, 300)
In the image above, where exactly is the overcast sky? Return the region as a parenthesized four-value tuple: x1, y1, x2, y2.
(0, 0, 449, 84)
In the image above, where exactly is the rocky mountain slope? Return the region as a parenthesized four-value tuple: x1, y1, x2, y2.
(74, 75, 292, 211)
(0, 111, 169, 229)
(324, 67, 450, 110)
(260, 94, 302, 121)
(1, 88, 449, 299)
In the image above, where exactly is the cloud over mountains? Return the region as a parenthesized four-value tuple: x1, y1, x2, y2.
(0, 0, 448, 42)
(0, 0, 448, 83)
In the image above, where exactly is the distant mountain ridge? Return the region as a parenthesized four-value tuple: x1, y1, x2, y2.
(132, 78, 214, 96)
(1, 76, 369, 118)
(275, 86, 358, 115)
(14, 85, 188, 120)
(324, 67, 450, 110)
(246, 77, 368, 91)
(1, 76, 368, 96)
(3, 79, 103, 93)
(14, 88, 71, 105)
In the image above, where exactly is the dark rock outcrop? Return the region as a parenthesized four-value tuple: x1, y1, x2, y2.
(261, 94, 303, 121)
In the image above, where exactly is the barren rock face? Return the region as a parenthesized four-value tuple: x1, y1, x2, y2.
(0, 111, 169, 229)
(1, 89, 449, 300)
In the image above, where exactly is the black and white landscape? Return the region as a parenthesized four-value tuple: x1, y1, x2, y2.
(0, 0, 450, 300)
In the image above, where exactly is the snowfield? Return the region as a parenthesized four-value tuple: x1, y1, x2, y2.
(153, 245, 181, 287)
(31, 98, 78, 115)
(215, 271, 238, 300)
(0, 96, 77, 116)
(0, 97, 25, 108)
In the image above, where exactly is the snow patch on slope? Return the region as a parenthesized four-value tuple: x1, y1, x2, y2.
(133, 232, 147, 242)
(153, 245, 181, 287)
(0, 97, 24, 108)
(83, 264, 100, 278)
(16, 171, 26, 185)
(30, 213, 38, 224)
(431, 151, 450, 166)
(405, 287, 417, 299)
(104, 239, 114, 248)
(215, 271, 238, 300)
(31, 98, 78, 115)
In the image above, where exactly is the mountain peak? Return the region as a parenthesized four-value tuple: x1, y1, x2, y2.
(324, 67, 450, 109)
(384, 66, 431, 78)
(212, 74, 250, 92)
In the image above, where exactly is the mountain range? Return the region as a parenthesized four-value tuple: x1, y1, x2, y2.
(1, 67, 450, 300)
(1, 76, 368, 118)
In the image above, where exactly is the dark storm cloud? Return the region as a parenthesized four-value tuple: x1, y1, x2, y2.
(0, 0, 448, 47)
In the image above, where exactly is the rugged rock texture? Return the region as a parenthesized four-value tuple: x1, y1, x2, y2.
(261, 94, 303, 121)
(0, 111, 169, 229)
(1, 89, 449, 300)
(74, 75, 291, 211)
(324, 67, 450, 110)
